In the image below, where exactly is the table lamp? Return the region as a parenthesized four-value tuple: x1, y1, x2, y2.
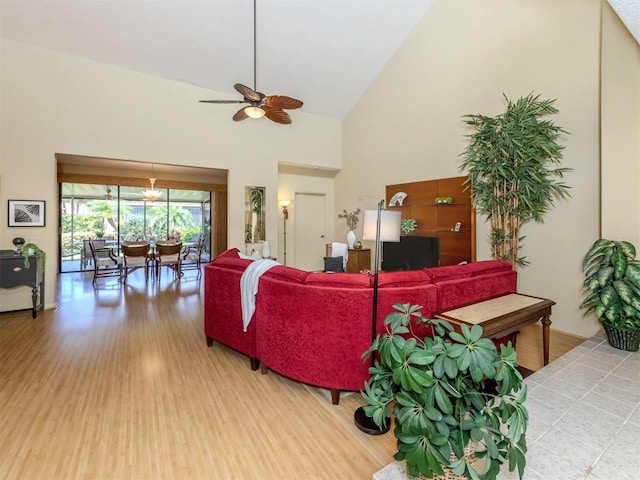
(13, 237, 26, 254)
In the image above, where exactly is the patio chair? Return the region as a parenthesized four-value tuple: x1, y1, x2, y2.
(155, 241, 183, 282)
(121, 242, 151, 283)
(89, 239, 122, 285)
(82, 238, 105, 270)
(181, 236, 204, 276)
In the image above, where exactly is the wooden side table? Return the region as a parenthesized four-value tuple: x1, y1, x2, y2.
(346, 248, 371, 273)
(434, 293, 555, 365)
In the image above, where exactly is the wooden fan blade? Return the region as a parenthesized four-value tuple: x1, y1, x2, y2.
(234, 83, 262, 102)
(233, 107, 249, 122)
(262, 95, 303, 110)
(263, 106, 291, 124)
(200, 99, 246, 104)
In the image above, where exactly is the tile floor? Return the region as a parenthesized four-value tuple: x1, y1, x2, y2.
(374, 331, 640, 480)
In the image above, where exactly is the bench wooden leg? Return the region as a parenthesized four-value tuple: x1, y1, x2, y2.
(206, 336, 214, 347)
(331, 389, 340, 405)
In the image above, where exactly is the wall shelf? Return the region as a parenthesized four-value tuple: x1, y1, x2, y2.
(386, 176, 475, 266)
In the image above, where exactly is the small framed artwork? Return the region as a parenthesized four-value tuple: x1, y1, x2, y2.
(453, 222, 462, 232)
(8, 200, 46, 227)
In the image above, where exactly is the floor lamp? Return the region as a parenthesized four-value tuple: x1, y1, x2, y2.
(279, 200, 291, 266)
(354, 199, 401, 435)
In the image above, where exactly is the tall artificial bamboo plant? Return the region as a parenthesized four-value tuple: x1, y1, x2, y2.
(459, 93, 571, 269)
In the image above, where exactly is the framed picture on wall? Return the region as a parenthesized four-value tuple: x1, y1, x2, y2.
(8, 200, 46, 227)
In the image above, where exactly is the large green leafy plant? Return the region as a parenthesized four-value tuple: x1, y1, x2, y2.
(581, 239, 640, 330)
(361, 304, 528, 480)
(459, 93, 571, 269)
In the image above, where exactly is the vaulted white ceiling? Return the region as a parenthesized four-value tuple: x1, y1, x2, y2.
(0, 0, 435, 120)
(1, 1, 638, 121)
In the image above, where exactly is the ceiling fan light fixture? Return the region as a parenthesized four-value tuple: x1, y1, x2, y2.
(198, 0, 302, 124)
(142, 177, 163, 202)
(244, 106, 265, 119)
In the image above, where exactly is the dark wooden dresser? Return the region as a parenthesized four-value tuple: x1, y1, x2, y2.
(0, 249, 44, 318)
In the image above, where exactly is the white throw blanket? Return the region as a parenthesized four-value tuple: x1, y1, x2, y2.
(331, 242, 349, 270)
(240, 258, 280, 331)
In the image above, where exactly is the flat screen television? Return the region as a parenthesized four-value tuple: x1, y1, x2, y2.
(382, 235, 439, 271)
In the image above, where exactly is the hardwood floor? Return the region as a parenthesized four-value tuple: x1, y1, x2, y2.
(0, 270, 585, 479)
(514, 323, 586, 372)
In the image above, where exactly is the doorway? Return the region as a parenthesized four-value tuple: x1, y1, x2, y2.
(56, 154, 228, 274)
(59, 182, 212, 273)
(293, 193, 326, 271)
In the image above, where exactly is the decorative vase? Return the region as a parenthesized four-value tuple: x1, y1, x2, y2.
(262, 241, 271, 258)
(347, 230, 356, 249)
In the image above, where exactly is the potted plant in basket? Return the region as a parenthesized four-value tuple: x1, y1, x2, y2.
(580, 239, 640, 352)
(361, 303, 528, 480)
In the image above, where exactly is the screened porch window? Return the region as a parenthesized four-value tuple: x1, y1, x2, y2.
(60, 182, 211, 272)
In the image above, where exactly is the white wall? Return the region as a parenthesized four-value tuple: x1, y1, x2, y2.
(601, 3, 640, 245)
(341, 0, 603, 337)
(0, 39, 341, 310)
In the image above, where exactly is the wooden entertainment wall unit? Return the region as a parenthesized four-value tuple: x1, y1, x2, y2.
(385, 176, 476, 266)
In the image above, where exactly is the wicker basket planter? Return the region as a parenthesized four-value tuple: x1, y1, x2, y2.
(410, 445, 483, 480)
(603, 323, 640, 352)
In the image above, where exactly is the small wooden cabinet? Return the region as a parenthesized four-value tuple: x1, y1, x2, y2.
(346, 248, 371, 273)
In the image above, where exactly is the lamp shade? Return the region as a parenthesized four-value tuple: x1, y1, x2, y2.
(245, 106, 265, 119)
(362, 209, 401, 242)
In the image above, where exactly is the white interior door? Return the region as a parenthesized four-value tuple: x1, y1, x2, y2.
(294, 193, 326, 271)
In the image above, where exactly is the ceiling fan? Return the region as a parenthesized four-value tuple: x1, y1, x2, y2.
(199, 0, 303, 124)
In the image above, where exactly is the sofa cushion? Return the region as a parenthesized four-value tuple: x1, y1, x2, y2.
(324, 256, 345, 272)
(435, 270, 518, 311)
(464, 260, 513, 276)
(215, 248, 241, 259)
(263, 265, 309, 283)
(423, 264, 472, 283)
(424, 260, 512, 283)
(211, 250, 253, 272)
(305, 272, 371, 288)
(376, 270, 430, 288)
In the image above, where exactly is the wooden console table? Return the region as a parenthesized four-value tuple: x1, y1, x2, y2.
(0, 249, 44, 318)
(434, 293, 555, 365)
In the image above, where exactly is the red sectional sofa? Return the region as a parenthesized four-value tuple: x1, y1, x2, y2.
(204, 248, 517, 404)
